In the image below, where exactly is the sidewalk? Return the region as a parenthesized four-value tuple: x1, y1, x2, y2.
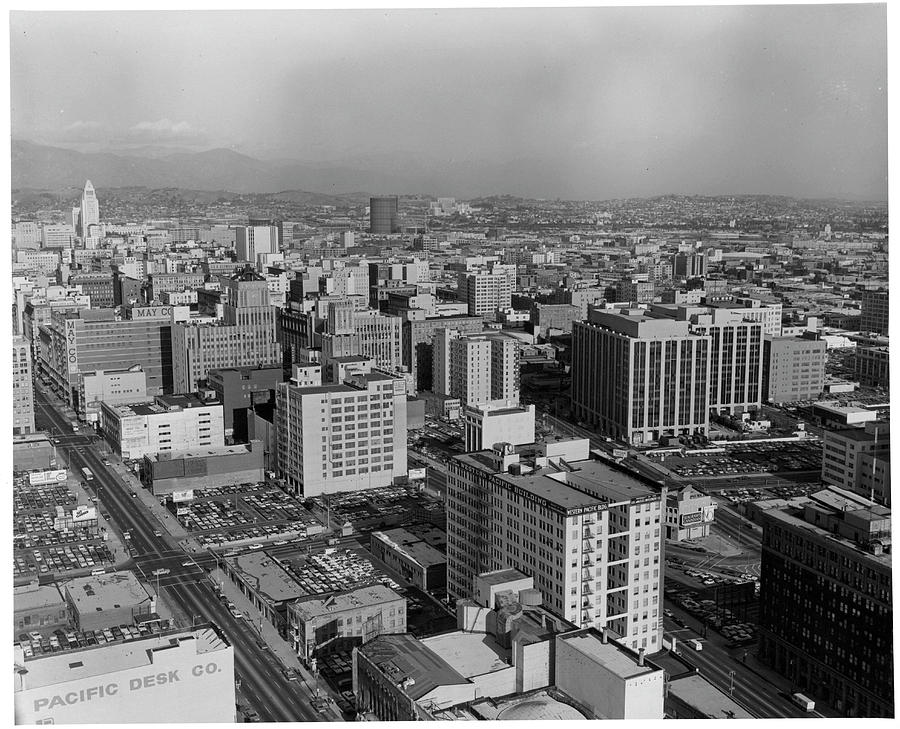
(211, 566, 343, 719)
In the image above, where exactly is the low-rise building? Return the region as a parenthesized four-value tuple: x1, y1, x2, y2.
(666, 672, 755, 719)
(14, 583, 68, 637)
(140, 441, 265, 495)
(369, 527, 447, 592)
(101, 393, 224, 459)
(206, 365, 285, 439)
(221, 552, 307, 634)
(14, 624, 236, 724)
(63, 571, 155, 632)
(763, 335, 826, 404)
(855, 345, 889, 388)
(821, 422, 890, 506)
(664, 484, 717, 540)
(463, 402, 535, 452)
(290, 584, 406, 662)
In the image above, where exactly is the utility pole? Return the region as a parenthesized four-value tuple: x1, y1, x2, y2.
(728, 670, 735, 696)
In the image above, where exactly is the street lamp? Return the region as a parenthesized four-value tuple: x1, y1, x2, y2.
(728, 670, 735, 696)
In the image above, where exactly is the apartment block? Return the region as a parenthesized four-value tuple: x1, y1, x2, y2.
(855, 345, 889, 388)
(401, 313, 484, 393)
(275, 369, 408, 497)
(758, 488, 892, 717)
(572, 309, 710, 444)
(446, 439, 666, 651)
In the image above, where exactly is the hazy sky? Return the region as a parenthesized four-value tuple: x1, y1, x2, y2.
(9, 5, 888, 199)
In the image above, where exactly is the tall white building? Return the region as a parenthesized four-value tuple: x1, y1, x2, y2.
(433, 329, 520, 407)
(235, 225, 278, 262)
(13, 335, 35, 435)
(447, 439, 666, 652)
(275, 369, 408, 497)
(458, 265, 516, 319)
(77, 180, 100, 238)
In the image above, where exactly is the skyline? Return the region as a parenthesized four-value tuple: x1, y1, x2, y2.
(10, 5, 889, 200)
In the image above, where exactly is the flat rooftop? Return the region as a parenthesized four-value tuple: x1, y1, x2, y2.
(63, 571, 150, 613)
(371, 528, 446, 568)
(358, 633, 470, 701)
(227, 552, 306, 603)
(292, 584, 403, 621)
(668, 674, 754, 719)
(14, 583, 65, 612)
(422, 631, 510, 678)
(146, 442, 257, 462)
(557, 631, 659, 679)
(110, 394, 219, 417)
(17, 626, 230, 690)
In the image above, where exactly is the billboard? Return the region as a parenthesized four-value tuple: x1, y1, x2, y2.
(408, 467, 427, 481)
(171, 489, 194, 503)
(29, 469, 68, 486)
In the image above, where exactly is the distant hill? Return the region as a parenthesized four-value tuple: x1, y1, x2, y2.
(11, 140, 416, 196)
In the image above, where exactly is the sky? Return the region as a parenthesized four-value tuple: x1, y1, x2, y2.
(8, 4, 888, 200)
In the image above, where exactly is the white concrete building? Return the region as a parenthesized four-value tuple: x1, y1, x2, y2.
(78, 367, 149, 425)
(100, 393, 224, 459)
(463, 403, 535, 452)
(447, 439, 666, 651)
(275, 369, 408, 497)
(235, 225, 277, 262)
(14, 625, 235, 724)
(433, 329, 520, 408)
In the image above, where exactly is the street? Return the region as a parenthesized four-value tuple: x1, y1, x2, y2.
(34, 386, 324, 722)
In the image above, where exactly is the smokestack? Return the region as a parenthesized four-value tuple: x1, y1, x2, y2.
(638, 648, 645, 666)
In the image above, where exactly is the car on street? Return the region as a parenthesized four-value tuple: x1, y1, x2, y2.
(131, 491, 137, 498)
(102, 459, 111, 466)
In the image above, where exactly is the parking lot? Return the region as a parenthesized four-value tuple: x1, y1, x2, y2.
(654, 440, 822, 479)
(714, 483, 819, 505)
(16, 619, 173, 659)
(310, 484, 445, 532)
(13, 474, 114, 579)
(168, 482, 324, 547)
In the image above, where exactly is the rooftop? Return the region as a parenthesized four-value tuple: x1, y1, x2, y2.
(145, 442, 258, 462)
(227, 552, 306, 604)
(557, 630, 659, 679)
(421, 631, 510, 678)
(371, 528, 447, 568)
(292, 584, 403, 621)
(62, 571, 151, 613)
(358, 633, 470, 701)
(14, 583, 65, 613)
(16, 625, 230, 690)
(668, 673, 754, 719)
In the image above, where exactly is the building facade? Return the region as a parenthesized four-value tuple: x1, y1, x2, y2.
(572, 310, 710, 444)
(275, 370, 408, 497)
(821, 422, 891, 506)
(171, 270, 282, 392)
(13, 335, 35, 435)
(446, 440, 666, 651)
(859, 289, 888, 335)
(369, 196, 399, 234)
(758, 488, 892, 717)
(100, 393, 224, 459)
(763, 336, 827, 404)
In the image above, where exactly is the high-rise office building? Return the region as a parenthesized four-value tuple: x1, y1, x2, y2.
(401, 314, 484, 393)
(40, 224, 75, 250)
(447, 439, 666, 651)
(689, 309, 763, 415)
(369, 196, 399, 234)
(171, 269, 282, 392)
(319, 303, 403, 371)
(860, 289, 889, 335)
(13, 335, 35, 435)
(433, 329, 519, 407)
(758, 487, 892, 717)
(235, 225, 278, 263)
(763, 336, 827, 404)
(572, 309, 710, 444)
(77, 180, 100, 238)
(457, 266, 516, 319)
(275, 368, 408, 497)
(672, 251, 707, 278)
